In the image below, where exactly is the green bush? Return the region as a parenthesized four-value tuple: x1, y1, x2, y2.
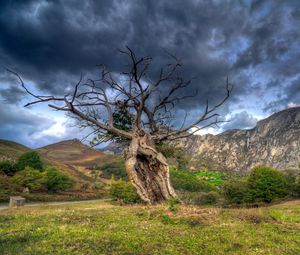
(17, 151, 43, 171)
(109, 179, 141, 204)
(222, 179, 248, 204)
(99, 161, 128, 180)
(167, 197, 180, 213)
(246, 165, 288, 203)
(157, 143, 190, 169)
(45, 167, 74, 192)
(294, 180, 300, 197)
(193, 191, 220, 205)
(91, 182, 105, 190)
(12, 167, 47, 191)
(282, 168, 300, 197)
(0, 160, 16, 176)
(170, 167, 215, 192)
(0, 174, 21, 202)
(200, 191, 220, 205)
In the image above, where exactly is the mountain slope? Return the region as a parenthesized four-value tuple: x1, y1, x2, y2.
(178, 107, 300, 173)
(37, 139, 108, 163)
(0, 139, 31, 161)
(37, 139, 119, 186)
(0, 138, 118, 187)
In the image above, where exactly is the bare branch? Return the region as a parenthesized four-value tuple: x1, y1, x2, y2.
(9, 48, 231, 146)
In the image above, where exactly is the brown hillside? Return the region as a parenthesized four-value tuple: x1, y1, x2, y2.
(0, 139, 31, 161)
(0, 138, 118, 187)
(37, 139, 118, 187)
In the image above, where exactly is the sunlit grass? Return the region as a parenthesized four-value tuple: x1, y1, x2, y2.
(1, 200, 299, 254)
(194, 171, 225, 185)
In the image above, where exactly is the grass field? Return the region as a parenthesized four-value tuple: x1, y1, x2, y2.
(0, 200, 299, 255)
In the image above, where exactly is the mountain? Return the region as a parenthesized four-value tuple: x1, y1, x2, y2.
(0, 138, 118, 187)
(177, 107, 300, 174)
(37, 139, 118, 186)
(100, 142, 125, 155)
(0, 139, 31, 161)
(37, 139, 107, 163)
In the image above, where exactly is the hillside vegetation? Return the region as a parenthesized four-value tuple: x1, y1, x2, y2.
(0, 142, 112, 202)
(0, 200, 299, 255)
(1, 139, 300, 206)
(37, 139, 121, 189)
(0, 139, 119, 187)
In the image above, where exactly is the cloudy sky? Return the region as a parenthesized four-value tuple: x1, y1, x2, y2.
(0, 0, 300, 148)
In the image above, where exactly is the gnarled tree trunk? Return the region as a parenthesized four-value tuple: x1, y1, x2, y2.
(124, 134, 177, 204)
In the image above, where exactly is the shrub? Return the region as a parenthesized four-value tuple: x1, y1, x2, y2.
(45, 167, 74, 192)
(99, 161, 128, 180)
(294, 180, 300, 197)
(170, 167, 215, 192)
(0, 160, 16, 176)
(246, 165, 288, 203)
(12, 167, 47, 191)
(167, 197, 180, 213)
(157, 143, 190, 169)
(109, 179, 141, 204)
(200, 191, 220, 205)
(282, 168, 300, 197)
(193, 191, 220, 205)
(222, 179, 248, 204)
(17, 151, 43, 171)
(91, 182, 105, 190)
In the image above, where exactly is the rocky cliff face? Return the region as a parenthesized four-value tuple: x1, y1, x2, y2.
(178, 107, 300, 174)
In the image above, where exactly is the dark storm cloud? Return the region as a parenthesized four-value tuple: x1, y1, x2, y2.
(0, 102, 54, 147)
(1, 0, 300, 143)
(0, 0, 246, 108)
(221, 111, 257, 131)
(0, 85, 25, 103)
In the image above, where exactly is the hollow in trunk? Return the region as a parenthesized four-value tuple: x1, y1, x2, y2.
(124, 135, 177, 204)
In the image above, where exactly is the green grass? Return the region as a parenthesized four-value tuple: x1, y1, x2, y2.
(1, 200, 299, 254)
(194, 171, 225, 185)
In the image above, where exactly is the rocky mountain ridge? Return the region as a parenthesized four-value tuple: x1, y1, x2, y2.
(177, 107, 300, 173)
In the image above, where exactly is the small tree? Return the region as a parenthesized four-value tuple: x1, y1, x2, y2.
(246, 165, 288, 203)
(109, 179, 141, 204)
(282, 168, 300, 197)
(12, 166, 46, 191)
(0, 161, 16, 176)
(222, 179, 248, 204)
(10, 47, 231, 204)
(17, 151, 43, 171)
(45, 167, 74, 192)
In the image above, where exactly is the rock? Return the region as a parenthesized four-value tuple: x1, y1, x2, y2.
(177, 107, 300, 174)
(22, 187, 30, 193)
(9, 196, 25, 207)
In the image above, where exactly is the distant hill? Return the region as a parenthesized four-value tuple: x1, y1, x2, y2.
(36, 139, 119, 186)
(37, 139, 108, 163)
(100, 142, 125, 155)
(0, 139, 31, 161)
(0, 138, 119, 187)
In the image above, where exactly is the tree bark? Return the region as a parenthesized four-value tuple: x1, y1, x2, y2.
(124, 135, 177, 204)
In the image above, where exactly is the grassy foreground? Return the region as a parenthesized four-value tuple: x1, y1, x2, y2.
(0, 200, 299, 255)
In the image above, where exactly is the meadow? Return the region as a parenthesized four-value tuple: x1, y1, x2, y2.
(0, 200, 299, 255)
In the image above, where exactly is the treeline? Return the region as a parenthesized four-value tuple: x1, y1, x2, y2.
(223, 165, 300, 206)
(0, 151, 74, 197)
(108, 164, 300, 206)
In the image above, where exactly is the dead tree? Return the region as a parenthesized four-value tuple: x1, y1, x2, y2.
(9, 47, 232, 204)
